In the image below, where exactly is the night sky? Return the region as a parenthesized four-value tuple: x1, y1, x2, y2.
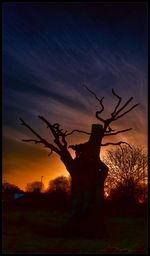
(3, 3, 148, 190)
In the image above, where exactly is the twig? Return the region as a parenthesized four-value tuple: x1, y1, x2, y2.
(66, 129, 91, 136)
(111, 89, 122, 116)
(84, 85, 105, 122)
(20, 117, 60, 154)
(101, 141, 132, 148)
(114, 104, 139, 120)
(104, 128, 132, 136)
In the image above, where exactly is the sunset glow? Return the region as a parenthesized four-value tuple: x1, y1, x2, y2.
(3, 3, 147, 191)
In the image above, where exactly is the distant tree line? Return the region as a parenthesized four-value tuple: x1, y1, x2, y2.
(3, 145, 147, 206)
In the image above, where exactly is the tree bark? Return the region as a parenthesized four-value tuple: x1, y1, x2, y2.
(63, 124, 108, 238)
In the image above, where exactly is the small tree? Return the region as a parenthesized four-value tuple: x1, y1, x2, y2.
(2, 182, 23, 202)
(103, 145, 148, 203)
(25, 181, 44, 193)
(47, 176, 71, 194)
(2, 182, 23, 194)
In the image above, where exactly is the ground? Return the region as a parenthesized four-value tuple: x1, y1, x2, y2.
(3, 207, 148, 254)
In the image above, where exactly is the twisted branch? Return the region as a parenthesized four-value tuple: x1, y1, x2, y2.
(38, 116, 67, 149)
(114, 104, 139, 120)
(66, 129, 91, 136)
(101, 141, 132, 149)
(83, 85, 139, 132)
(111, 90, 139, 121)
(84, 85, 105, 122)
(104, 128, 132, 136)
(111, 89, 122, 116)
(113, 97, 133, 117)
(20, 118, 60, 155)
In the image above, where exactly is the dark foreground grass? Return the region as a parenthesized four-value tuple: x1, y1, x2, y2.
(3, 210, 148, 254)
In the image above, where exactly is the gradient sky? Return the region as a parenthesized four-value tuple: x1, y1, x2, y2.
(3, 2, 148, 191)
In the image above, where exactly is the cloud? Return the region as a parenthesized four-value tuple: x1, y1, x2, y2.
(3, 3, 147, 189)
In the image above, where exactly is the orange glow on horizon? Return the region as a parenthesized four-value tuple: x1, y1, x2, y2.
(3, 112, 147, 192)
(3, 136, 147, 191)
(3, 152, 69, 191)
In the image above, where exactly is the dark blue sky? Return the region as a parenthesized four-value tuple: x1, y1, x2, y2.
(2, 2, 148, 189)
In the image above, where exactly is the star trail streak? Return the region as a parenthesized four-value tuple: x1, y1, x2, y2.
(3, 3, 147, 190)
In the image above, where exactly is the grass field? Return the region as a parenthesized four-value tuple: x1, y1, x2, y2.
(3, 209, 148, 254)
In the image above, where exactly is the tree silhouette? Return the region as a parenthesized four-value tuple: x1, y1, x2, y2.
(103, 145, 148, 203)
(25, 181, 44, 193)
(2, 182, 23, 194)
(47, 176, 71, 194)
(2, 182, 23, 202)
(20, 86, 139, 237)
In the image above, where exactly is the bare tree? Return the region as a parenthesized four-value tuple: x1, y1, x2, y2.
(20, 86, 139, 237)
(103, 145, 148, 203)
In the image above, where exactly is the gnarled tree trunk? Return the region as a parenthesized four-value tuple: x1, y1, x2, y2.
(64, 124, 108, 238)
(20, 87, 138, 238)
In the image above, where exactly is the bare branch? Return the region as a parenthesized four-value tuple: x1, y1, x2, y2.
(20, 118, 44, 141)
(61, 134, 67, 148)
(66, 129, 91, 136)
(104, 128, 132, 136)
(22, 139, 55, 157)
(83, 86, 138, 130)
(101, 141, 132, 149)
(48, 149, 53, 157)
(38, 116, 56, 137)
(22, 139, 42, 144)
(84, 85, 104, 107)
(114, 104, 139, 120)
(96, 111, 105, 122)
(113, 97, 134, 117)
(39, 116, 52, 128)
(84, 85, 105, 122)
(38, 116, 67, 149)
(104, 126, 116, 133)
(111, 89, 122, 116)
(20, 118, 60, 154)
